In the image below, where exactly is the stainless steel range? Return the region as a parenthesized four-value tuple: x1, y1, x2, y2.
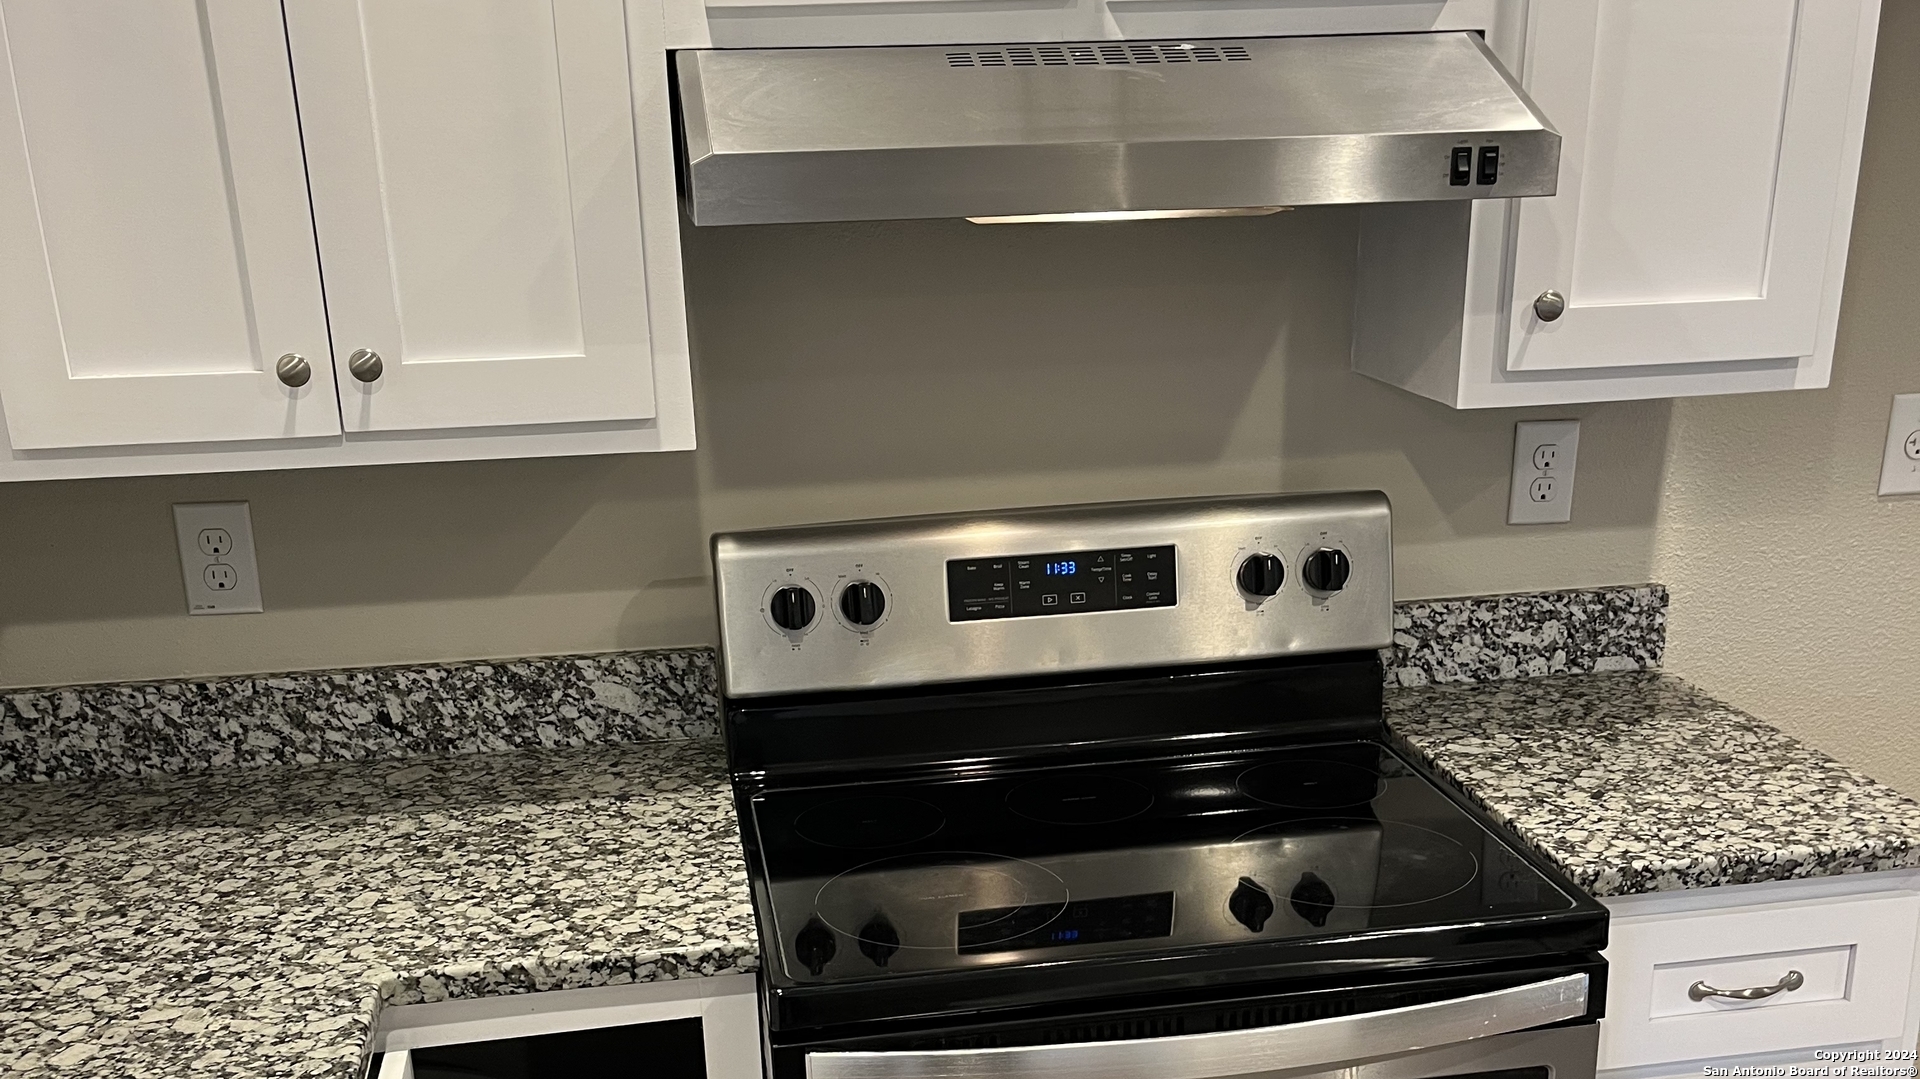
(712, 492, 1606, 1079)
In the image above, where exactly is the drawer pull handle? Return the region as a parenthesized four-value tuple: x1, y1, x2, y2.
(1689, 970, 1805, 1002)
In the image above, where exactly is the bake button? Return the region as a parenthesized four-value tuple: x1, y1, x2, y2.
(1069, 592, 1087, 604)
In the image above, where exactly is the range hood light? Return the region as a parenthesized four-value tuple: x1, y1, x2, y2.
(966, 207, 1293, 225)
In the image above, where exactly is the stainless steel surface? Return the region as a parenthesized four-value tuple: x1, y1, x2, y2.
(771, 828, 1380, 981)
(968, 207, 1289, 225)
(1332, 1024, 1599, 1079)
(805, 973, 1590, 1079)
(711, 492, 1393, 698)
(275, 354, 311, 388)
(1687, 969, 1805, 1001)
(676, 34, 1560, 226)
(347, 348, 384, 383)
(1534, 290, 1567, 322)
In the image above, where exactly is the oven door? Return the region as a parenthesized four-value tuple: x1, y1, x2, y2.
(803, 973, 1595, 1079)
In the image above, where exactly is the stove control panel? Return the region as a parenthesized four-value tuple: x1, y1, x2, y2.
(947, 545, 1176, 621)
(712, 491, 1392, 697)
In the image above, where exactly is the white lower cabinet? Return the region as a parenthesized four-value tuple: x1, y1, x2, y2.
(1599, 872, 1920, 1079)
(372, 973, 762, 1079)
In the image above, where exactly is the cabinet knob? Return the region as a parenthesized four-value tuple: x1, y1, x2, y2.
(275, 353, 311, 388)
(347, 348, 384, 383)
(1534, 290, 1567, 322)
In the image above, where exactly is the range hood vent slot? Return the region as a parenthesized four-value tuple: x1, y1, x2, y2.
(944, 43, 1253, 68)
(676, 33, 1561, 227)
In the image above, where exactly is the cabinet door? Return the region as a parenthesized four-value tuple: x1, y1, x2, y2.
(285, 0, 660, 434)
(1506, 0, 1876, 372)
(0, 0, 337, 449)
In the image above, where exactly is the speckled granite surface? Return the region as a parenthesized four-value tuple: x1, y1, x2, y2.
(0, 587, 1663, 787)
(0, 738, 754, 1077)
(1382, 585, 1666, 688)
(1388, 672, 1920, 897)
(0, 649, 718, 785)
(7, 586, 1918, 1076)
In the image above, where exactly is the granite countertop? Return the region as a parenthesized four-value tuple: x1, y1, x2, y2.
(1389, 672, 1920, 897)
(8, 664, 1920, 1077)
(0, 739, 755, 1077)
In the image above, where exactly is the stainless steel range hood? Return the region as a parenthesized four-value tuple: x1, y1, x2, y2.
(674, 33, 1560, 227)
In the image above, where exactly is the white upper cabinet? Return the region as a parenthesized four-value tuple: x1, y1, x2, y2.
(0, 0, 337, 449)
(1352, 0, 1881, 407)
(0, 0, 691, 480)
(1507, 0, 1869, 373)
(284, 0, 661, 435)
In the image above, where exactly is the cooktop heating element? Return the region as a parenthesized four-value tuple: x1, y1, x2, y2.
(713, 493, 1607, 1079)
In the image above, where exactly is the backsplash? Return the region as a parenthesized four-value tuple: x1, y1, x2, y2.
(1382, 584, 1667, 688)
(0, 585, 1663, 784)
(0, 650, 718, 785)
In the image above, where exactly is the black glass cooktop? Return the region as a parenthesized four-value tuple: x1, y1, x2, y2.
(743, 740, 1578, 988)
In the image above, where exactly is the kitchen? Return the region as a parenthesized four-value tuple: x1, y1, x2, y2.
(1, 0, 1918, 1076)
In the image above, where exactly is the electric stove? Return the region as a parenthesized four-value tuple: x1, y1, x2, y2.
(714, 492, 1606, 1079)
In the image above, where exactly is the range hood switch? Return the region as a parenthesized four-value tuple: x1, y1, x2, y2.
(1476, 146, 1501, 186)
(1450, 147, 1473, 186)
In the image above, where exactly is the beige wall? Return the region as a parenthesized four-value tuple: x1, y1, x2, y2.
(1656, 1, 1920, 795)
(2, 8, 1914, 803)
(0, 206, 1669, 688)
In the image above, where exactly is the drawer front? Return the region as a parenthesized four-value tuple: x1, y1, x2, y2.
(1599, 891, 1920, 1070)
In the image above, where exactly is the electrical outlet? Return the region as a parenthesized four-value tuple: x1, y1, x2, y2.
(1509, 419, 1580, 525)
(173, 502, 263, 614)
(1880, 393, 1920, 496)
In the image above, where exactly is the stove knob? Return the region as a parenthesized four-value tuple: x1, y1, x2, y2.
(1228, 876, 1275, 932)
(1301, 549, 1351, 593)
(769, 586, 817, 632)
(795, 916, 837, 976)
(1290, 872, 1336, 928)
(840, 581, 887, 627)
(1236, 553, 1284, 597)
(857, 913, 900, 968)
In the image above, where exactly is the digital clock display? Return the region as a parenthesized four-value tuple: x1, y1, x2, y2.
(957, 892, 1175, 955)
(946, 545, 1176, 621)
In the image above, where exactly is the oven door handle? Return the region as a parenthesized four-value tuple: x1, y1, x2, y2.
(805, 972, 1590, 1079)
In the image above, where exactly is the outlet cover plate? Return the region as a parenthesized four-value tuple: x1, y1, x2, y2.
(1509, 419, 1581, 525)
(173, 502, 263, 614)
(1879, 393, 1920, 496)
